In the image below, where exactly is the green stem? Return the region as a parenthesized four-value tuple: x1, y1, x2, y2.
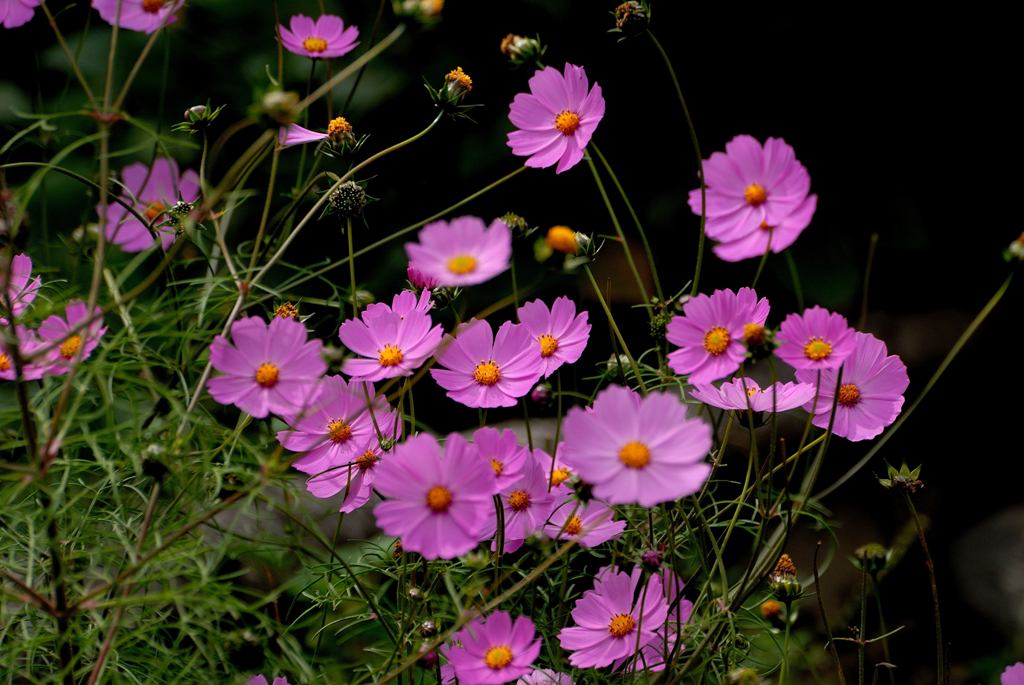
(781, 603, 793, 685)
(247, 145, 281, 274)
(905, 493, 945, 685)
(347, 218, 358, 317)
(39, 1, 98, 108)
(582, 265, 647, 393)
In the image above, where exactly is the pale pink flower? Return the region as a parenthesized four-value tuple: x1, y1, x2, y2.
(0, 326, 51, 381)
(544, 496, 625, 549)
(0, 253, 41, 323)
(38, 301, 107, 374)
(516, 297, 590, 377)
(690, 378, 817, 413)
(278, 14, 359, 59)
(1, 0, 40, 30)
(405, 216, 512, 287)
(442, 611, 541, 685)
(92, 0, 184, 34)
(101, 158, 199, 252)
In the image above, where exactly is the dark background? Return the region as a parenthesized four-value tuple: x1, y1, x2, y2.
(2, 1, 1021, 681)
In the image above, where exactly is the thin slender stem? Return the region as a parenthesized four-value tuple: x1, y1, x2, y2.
(858, 232, 880, 329)
(905, 493, 945, 685)
(781, 604, 793, 685)
(246, 145, 281, 274)
(814, 541, 848, 685)
(582, 265, 647, 393)
(858, 553, 868, 685)
(112, 24, 168, 111)
(39, 1, 98, 108)
(347, 218, 358, 317)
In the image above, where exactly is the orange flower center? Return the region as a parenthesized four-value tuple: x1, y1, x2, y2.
(608, 613, 636, 638)
(425, 485, 452, 512)
(328, 116, 352, 136)
(803, 337, 832, 361)
(539, 335, 559, 357)
(356, 450, 378, 470)
(473, 361, 501, 386)
(60, 335, 83, 360)
(143, 200, 166, 221)
(142, 0, 165, 13)
(837, 383, 861, 407)
(744, 183, 768, 206)
(378, 345, 404, 367)
(327, 419, 353, 443)
(746, 385, 760, 397)
(445, 66, 473, 91)
(618, 440, 650, 469)
(564, 515, 583, 536)
(545, 226, 577, 254)
(489, 458, 504, 476)
(508, 489, 531, 511)
(255, 362, 279, 387)
(742, 322, 766, 345)
(303, 37, 328, 53)
(447, 254, 477, 274)
(0, 353, 11, 372)
(275, 303, 299, 319)
(554, 110, 581, 135)
(703, 326, 730, 355)
(483, 645, 513, 670)
(550, 467, 570, 487)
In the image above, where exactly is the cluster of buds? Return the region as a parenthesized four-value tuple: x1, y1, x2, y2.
(1004, 231, 1024, 262)
(499, 34, 545, 69)
(878, 462, 923, 493)
(426, 67, 480, 120)
(172, 102, 225, 135)
(393, 0, 443, 25)
(611, 1, 650, 38)
(768, 553, 802, 602)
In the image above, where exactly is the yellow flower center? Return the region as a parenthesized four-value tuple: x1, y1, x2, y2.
(608, 613, 636, 638)
(303, 37, 328, 53)
(0, 353, 10, 372)
(447, 254, 477, 274)
(744, 183, 768, 206)
(378, 345, 404, 367)
(255, 362, 279, 388)
(143, 200, 166, 221)
(473, 361, 501, 386)
(328, 116, 352, 136)
(618, 440, 650, 469)
(445, 66, 473, 91)
(545, 226, 578, 254)
(550, 467, 570, 487)
(425, 485, 453, 513)
(539, 335, 559, 358)
(275, 303, 299, 319)
(742, 322, 766, 345)
(746, 385, 760, 397)
(356, 450, 378, 470)
(483, 645, 513, 670)
(508, 489, 531, 511)
(554, 110, 581, 135)
(837, 383, 861, 407)
(703, 326, 730, 356)
(564, 515, 583, 536)
(327, 419, 353, 443)
(142, 0, 165, 13)
(803, 337, 832, 361)
(60, 335, 83, 360)
(489, 458, 504, 476)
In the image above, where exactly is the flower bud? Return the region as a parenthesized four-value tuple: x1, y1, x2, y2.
(327, 116, 356, 146)
(852, 543, 891, 575)
(530, 382, 551, 405)
(407, 265, 439, 290)
(878, 463, 923, 493)
(768, 553, 802, 601)
(444, 66, 473, 102)
(274, 303, 300, 320)
(545, 225, 578, 255)
(1005, 231, 1024, 261)
(499, 212, 531, 238)
(416, 646, 438, 668)
(641, 549, 662, 572)
(612, 1, 650, 36)
(499, 33, 545, 68)
(328, 181, 368, 219)
(259, 90, 300, 126)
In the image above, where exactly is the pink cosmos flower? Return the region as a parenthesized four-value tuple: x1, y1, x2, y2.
(544, 496, 625, 549)
(558, 566, 668, 669)
(486, 459, 555, 553)
(373, 432, 495, 559)
(431, 319, 544, 408)
(688, 135, 817, 262)
(0, 326, 51, 381)
(276, 375, 396, 475)
(38, 301, 107, 375)
(1, 0, 40, 29)
(278, 123, 327, 148)
(405, 216, 512, 287)
(796, 332, 909, 442)
(387, 289, 433, 317)
(338, 294, 443, 381)
(442, 611, 541, 685)
(534, 446, 574, 491)
(473, 426, 529, 492)
(561, 385, 711, 506)
(1002, 663, 1024, 685)
(278, 14, 359, 59)
(775, 305, 856, 371)
(101, 158, 200, 252)
(507, 63, 605, 174)
(690, 378, 817, 413)
(666, 287, 770, 384)
(612, 568, 694, 673)
(92, 0, 184, 34)
(305, 436, 384, 513)
(517, 670, 573, 685)
(208, 316, 326, 419)
(1, 253, 41, 322)
(516, 297, 590, 377)
(246, 677, 289, 685)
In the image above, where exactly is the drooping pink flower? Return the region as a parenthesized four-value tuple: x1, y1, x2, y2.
(431, 319, 544, 408)
(405, 216, 511, 287)
(507, 63, 605, 174)
(688, 135, 817, 262)
(0, 326, 51, 381)
(91, 0, 184, 34)
(278, 123, 327, 148)
(517, 670, 573, 685)
(561, 385, 711, 506)
(100, 158, 200, 252)
(373, 432, 495, 559)
(278, 14, 359, 59)
(1, 253, 41, 322)
(1, 0, 40, 29)
(544, 496, 625, 549)
(486, 459, 555, 553)
(558, 566, 668, 669)
(796, 332, 909, 441)
(473, 426, 529, 492)
(442, 611, 541, 685)
(775, 305, 856, 371)
(338, 294, 443, 381)
(516, 297, 591, 377)
(666, 287, 769, 384)
(276, 375, 396, 475)
(690, 377, 817, 413)
(305, 436, 383, 513)
(38, 301, 107, 374)
(1002, 663, 1024, 685)
(208, 316, 326, 419)
(246, 676, 290, 685)
(611, 568, 694, 673)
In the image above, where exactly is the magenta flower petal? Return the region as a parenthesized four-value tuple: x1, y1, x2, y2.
(516, 297, 591, 377)
(442, 611, 540, 685)
(0, 253, 41, 322)
(91, 0, 183, 34)
(37, 301, 107, 375)
(1, 0, 41, 29)
(339, 293, 443, 382)
(100, 157, 200, 253)
(405, 216, 511, 287)
(775, 305, 856, 371)
(0, 326, 52, 380)
(517, 669, 574, 685)
(544, 496, 625, 549)
(690, 378, 817, 413)
(278, 13, 359, 59)
(1002, 663, 1024, 685)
